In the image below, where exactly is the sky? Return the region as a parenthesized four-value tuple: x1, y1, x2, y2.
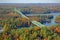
(0, 0, 60, 3)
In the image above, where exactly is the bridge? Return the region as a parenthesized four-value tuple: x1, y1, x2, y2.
(14, 8, 45, 27)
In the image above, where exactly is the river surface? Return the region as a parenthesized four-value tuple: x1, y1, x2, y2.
(26, 13, 60, 26)
(43, 13, 60, 26)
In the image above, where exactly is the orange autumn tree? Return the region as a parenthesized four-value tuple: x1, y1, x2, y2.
(55, 26, 60, 33)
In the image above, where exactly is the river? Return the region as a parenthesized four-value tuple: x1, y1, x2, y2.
(43, 13, 60, 26)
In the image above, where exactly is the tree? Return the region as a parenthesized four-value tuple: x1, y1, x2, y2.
(3, 24, 8, 31)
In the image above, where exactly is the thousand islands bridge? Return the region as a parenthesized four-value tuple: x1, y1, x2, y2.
(0, 8, 45, 33)
(14, 8, 45, 27)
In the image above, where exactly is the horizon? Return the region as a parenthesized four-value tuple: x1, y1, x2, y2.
(0, 0, 60, 3)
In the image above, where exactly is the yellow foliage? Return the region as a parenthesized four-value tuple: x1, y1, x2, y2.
(34, 27, 40, 31)
(3, 24, 8, 31)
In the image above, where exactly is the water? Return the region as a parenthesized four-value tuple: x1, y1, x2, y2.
(26, 12, 60, 26)
(43, 13, 60, 26)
